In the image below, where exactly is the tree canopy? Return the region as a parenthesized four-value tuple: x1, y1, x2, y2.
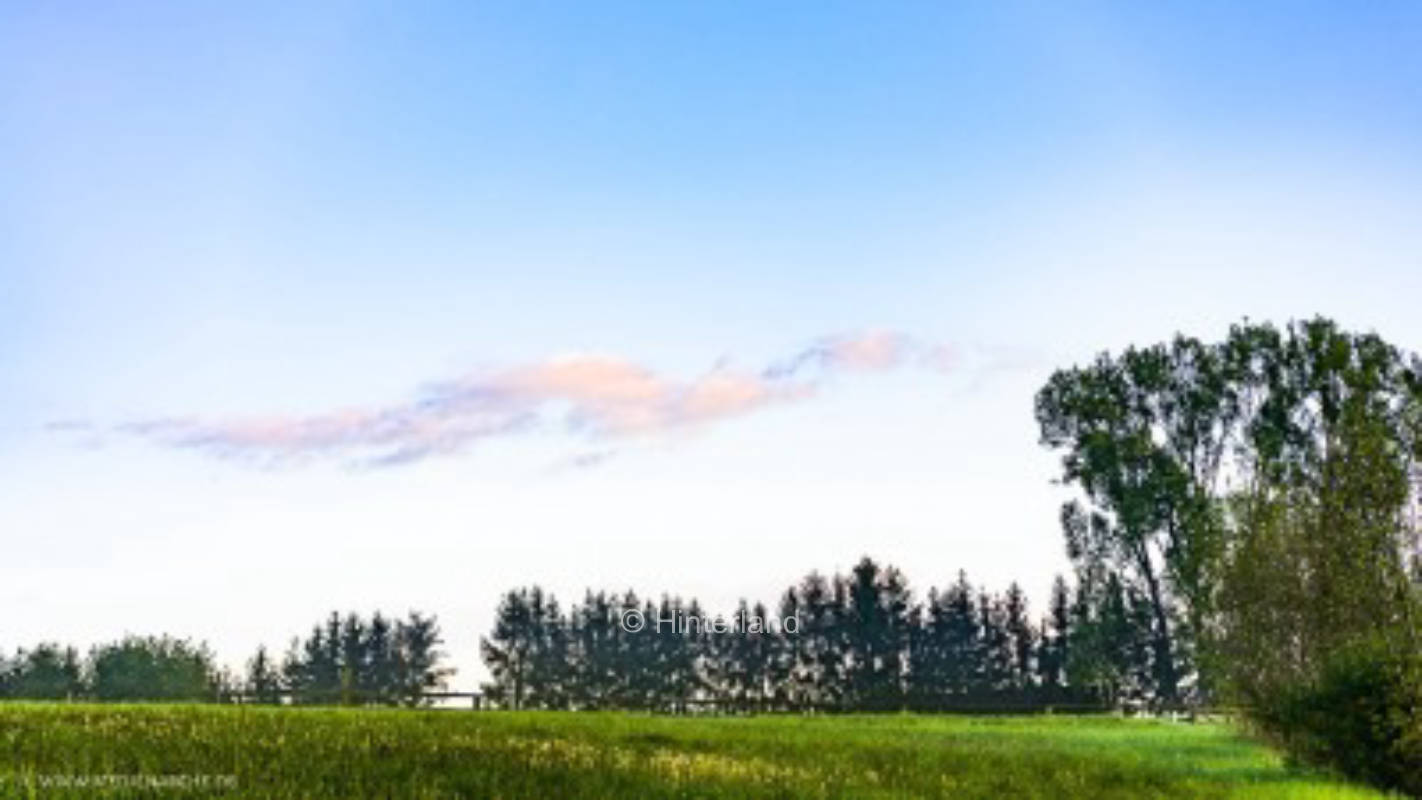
(1036, 316, 1422, 704)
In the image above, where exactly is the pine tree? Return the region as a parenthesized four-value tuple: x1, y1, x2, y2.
(339, 613, 367, 704)
(910, 587, 951, 708)
(364, 612, 397, 705)
(323, 612, 342, 701)
(394, 612, 452, 707)
(655, 596, 681, 707)
(299, 621, 339, 703)
(530, 592, 572, 709)
(940, 571, 980, 698)
(613, 591, 650, 708)
(978, 591, 1014, 694)
(786, 573, 828, 708)
(571, 591, 619, 709)
(245, 645, 283, 704)
(1037, 575, 1072, 694)
(482, 588, 537, 709)
(1003, 582, 1036, 691)
(841, 557, 912, 710)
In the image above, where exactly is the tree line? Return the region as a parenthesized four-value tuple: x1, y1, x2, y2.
(0, 636, 213, 702)
(0, 611, 452, 706)
(479, 558, 1157, 712)
(6, 315, 1417, 793)
(1037, 316, 1422, 796)
(1035, 317, 1421, 703)
(244, 611, 453, 706)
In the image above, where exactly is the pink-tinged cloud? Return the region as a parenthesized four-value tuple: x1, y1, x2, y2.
(763, 331, 957, 378)
(101, 331, 961, 468)
(825, 330, 905, 369)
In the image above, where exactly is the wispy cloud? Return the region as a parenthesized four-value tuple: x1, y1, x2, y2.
(762, 331, 954, 379)
(75, 332, 976, 468)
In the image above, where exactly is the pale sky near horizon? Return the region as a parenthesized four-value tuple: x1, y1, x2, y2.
(3, 1, 1422, 686)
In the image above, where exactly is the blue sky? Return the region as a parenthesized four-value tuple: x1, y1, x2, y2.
(3, 1, 1422, 683)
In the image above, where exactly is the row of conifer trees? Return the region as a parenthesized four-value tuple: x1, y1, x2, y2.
(243, 611, 451, 706)
(480, 557, 1165, 711)
(6, 558, 1164, 711)
(1, 613, 453, 706)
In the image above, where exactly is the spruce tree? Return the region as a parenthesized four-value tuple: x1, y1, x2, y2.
(245, 645, 283, 704)
(364, 612, 397, 705)
(394, 612, 452, 707)
(1003, 582, 1036, 691)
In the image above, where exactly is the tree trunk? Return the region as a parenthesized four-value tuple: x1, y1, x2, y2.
(1136, 545, 1179, 704)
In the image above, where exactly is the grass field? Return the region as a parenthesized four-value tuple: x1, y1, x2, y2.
(0, 704, 1391, 799)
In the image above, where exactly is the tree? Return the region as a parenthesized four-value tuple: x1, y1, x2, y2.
(1037, 335, 1234, 702)
(363, 612, 398, 705)
(1036, 575, 1072, 693)
(787, 572, 842, 709)
(89, 635, 219, 702)
(322, 612, 343, 700)
(6, 644, 84, 700)
(841, 558, 913, 710)
(278, 610, 451, 706)
(1042, 315, 1422, 714)
(394, 612, 453, 707)
(909, 587, 949, 707)
(977, 591, 1013, 695)
(1003, 582, 1036, 691)
(481, 588, 539, 709)
(652, 595, 701, 712)
(290, 622, 339, 704)
(339, 613, 367, 704)
(1208, 320, 1422, 705)
(938, 571, 981, 697)
(477, 561, 1123, 713)
(245, 645, 283, 704)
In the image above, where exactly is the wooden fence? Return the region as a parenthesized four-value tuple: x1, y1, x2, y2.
(225, 690, 1236, 718)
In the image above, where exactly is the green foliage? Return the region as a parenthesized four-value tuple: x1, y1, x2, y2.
(1034, 576, 1072, 691)
(88, 635, 220, 702)
(1037, 334, 1235, 702)
(1065, 569, 1154, 706)
(1042, 316, 1422, 794)
(839, 558, 914, 709)
(1038, 317, 1422, 712)
(277, 610, 452, 706)
(245, 645, 283, 704)
(2, 643, 84, 700)
(1253, 637, 1422, 797)
(481, 560, 1105, 712)
(482, 587, 562, 710)
(0, 705, 1389, 799)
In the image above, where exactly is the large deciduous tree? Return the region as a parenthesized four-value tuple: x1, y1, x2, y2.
(1037, 334, 1232, 702)
(1037, 317, 1422, 705)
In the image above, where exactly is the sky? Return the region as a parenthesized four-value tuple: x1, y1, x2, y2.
(3, 1, 1421, 686)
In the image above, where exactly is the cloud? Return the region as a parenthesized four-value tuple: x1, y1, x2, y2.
(762, 332, 955, 379)
(80, 331, 963, 468)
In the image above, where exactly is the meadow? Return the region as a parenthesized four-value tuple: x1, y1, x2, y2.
(0, 704, 1391, 799)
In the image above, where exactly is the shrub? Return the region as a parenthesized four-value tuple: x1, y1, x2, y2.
(1253, 636, 1422, 797)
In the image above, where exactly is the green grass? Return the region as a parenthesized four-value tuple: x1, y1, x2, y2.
(0, 704, 1392, 799)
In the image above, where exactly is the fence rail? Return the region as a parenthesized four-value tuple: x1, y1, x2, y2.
(6, 688, 1239, 717)
(219, 690, 1240, 718)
